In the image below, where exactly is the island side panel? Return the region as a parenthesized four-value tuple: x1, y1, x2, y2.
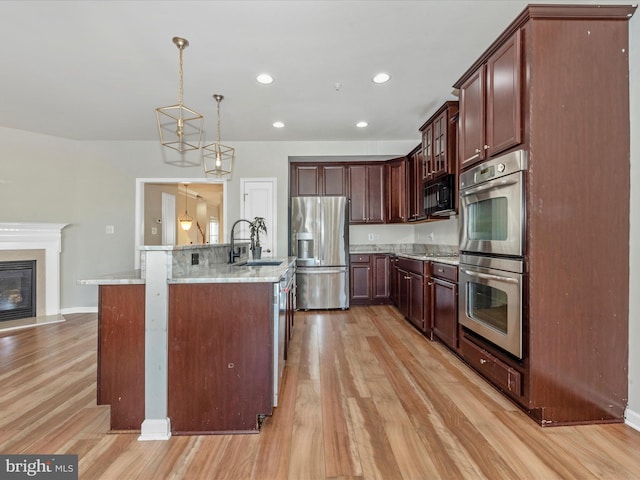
(168, 283, 274, 434)
(97, 284, 145, 430)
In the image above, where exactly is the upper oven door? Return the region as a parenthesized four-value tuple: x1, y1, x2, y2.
(459, 151, 526, 257)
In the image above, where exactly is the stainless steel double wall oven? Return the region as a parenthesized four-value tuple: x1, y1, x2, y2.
(458, 150, 527, 359)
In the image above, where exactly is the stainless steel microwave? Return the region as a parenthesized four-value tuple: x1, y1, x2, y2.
(424, 174, 456, 217)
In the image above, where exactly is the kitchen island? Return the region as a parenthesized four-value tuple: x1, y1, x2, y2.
(80, 244, 295, 439)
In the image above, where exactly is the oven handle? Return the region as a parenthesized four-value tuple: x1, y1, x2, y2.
(460, 175, 519, 197)
(462, 269, 519, 284)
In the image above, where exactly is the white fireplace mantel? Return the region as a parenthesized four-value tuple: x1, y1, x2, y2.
(0, 222, 68, 315)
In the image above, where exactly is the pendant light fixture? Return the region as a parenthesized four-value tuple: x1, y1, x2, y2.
(202, 94, 235, 178)
(156, 37, 204, 153)
(179, 184, 193, 231)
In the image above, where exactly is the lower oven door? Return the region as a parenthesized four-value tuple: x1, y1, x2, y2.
(458, 255, 524, 359)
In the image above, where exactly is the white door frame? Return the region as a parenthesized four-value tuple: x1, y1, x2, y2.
(161, 192, 176, 246)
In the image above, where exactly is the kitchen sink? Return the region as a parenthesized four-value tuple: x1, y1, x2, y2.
(232, 260, 283, 267)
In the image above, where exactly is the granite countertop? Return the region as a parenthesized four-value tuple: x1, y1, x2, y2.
(395, 253, 459, 266)
(79, 257, 297, 286)
(170, 257, 296, 284)
(349, 244, 459, 266)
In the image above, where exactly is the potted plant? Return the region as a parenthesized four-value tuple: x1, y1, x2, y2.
(249, 216, 267, 259)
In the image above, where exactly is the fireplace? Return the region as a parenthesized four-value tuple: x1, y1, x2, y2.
(0, 260, 36, 322)
(0, 222, 67, 317)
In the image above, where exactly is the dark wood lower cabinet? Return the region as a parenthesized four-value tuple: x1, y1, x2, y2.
(350, 254, 390, 305)
(431, 263, 458, 351)
(395, 258, 426, 333)
(97, 284, 145, 431)
(168, 283, 274, 434)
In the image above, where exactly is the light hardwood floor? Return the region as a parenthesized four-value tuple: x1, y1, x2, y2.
(1, 306, 640, 479)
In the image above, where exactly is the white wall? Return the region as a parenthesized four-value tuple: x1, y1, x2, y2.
(626, 11, 639, 429)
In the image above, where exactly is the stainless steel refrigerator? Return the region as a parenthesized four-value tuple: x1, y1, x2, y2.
(291, 196, 349, 310)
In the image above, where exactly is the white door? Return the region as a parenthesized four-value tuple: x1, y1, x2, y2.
(241, 178, 276, 257)
(161, 192, 176, 245)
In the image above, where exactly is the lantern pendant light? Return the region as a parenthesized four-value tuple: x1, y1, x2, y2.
(179, 184, 193, 231)
(202, 94, 235, 178)
(156, 37, 204, 153)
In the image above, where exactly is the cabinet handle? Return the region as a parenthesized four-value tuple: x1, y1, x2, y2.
(484, 144, 490, 150)
(480, 358, 488, 364)
(437, 268, 444, 273)
(404, 276, 411, 280)
(474, 148, 481, 154)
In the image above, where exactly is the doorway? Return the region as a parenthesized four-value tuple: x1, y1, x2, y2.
(134, 178, 227, 269)
(241, 178, 277, 258)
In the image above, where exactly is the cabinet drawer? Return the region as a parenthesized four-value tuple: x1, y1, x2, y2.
(460, 337, 521, 397)
(350, 254, 370, 263)
(397, 257, 423, 275)
(432, 262, 458, 282)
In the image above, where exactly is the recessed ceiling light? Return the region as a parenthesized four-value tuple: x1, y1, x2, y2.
(356, 121, 368, 128)
(372, 72, 391, 84)
(256, 73, 274, 84)
(273, 121, 285, 128)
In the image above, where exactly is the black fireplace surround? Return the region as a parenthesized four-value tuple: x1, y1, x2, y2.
(0, 260, 36, 322)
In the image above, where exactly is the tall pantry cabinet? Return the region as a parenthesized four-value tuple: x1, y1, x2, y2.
(453, 4, 634, 425)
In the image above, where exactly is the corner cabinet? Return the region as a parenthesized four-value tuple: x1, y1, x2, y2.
(385, 157, 408, 223)
(457, 30, 522, 170)
(350, 254, 390, 305)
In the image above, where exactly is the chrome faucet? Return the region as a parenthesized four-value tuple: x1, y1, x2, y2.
(229, 219, 253, 263)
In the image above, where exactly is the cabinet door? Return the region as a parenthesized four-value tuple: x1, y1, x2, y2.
(348, 165, 367, 223)
(389, 258, 398, 306)
(408, 271, 425, 332)
(291, 165, 320, 196)
(397, 268, 409, 318)
(486, 30, 522, 158)
(372, 254, 390, 300)
(366, 164, 385, 224)
(432, 278, 458, 350)
(408, 148, 425, 222)
(386, 159, 407, 223)
(432, 111, 449, 177)
(421, 123, 434, 181)
(322, 165, 348, 196)
(459, 65, 487, 170)
(350, 262, 372, 303)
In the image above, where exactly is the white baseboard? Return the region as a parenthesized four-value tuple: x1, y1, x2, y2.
(60, 306, 98, 315)
(625, 407, 640, 432)
(138, 419, 172, 441)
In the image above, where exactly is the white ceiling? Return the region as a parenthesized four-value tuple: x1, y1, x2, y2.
(0, 0, 629, 144)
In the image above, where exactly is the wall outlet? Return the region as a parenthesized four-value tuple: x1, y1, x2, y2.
(191, 253, 199, 265)
(151, 227, 158, 235)
(368, 233, 376, 241)
(105, 225, 114, 234)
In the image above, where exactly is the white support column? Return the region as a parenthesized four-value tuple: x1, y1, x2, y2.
(138, 247, 172, 441)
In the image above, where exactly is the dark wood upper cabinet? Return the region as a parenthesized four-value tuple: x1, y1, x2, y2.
(420, 101, 459, 180)
(290, 164, 321, 196)
(458, 30, 522, 170)
(320, 164, 348, 196)
(385, 157, 407, 223)
(407, 144, 426, 222)
(290, 163, 347, 197)
(348, 164, 385, 224)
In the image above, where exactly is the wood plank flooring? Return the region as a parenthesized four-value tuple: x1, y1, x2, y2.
(2, 306, 640, 479)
